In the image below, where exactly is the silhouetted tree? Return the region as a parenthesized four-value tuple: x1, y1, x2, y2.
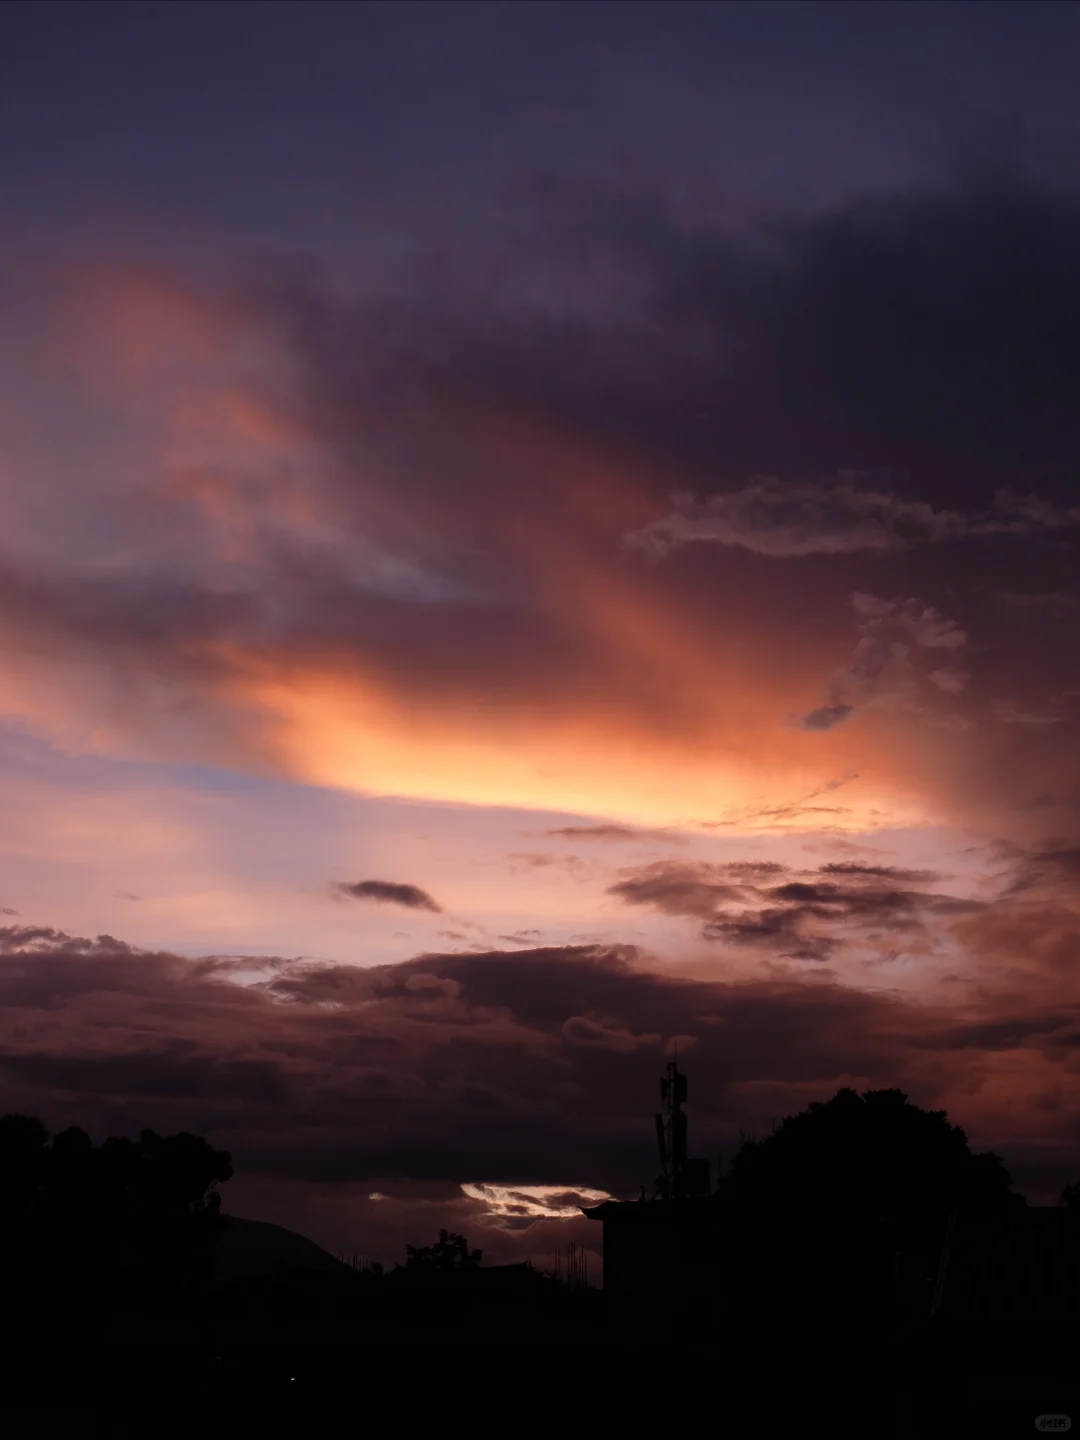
(704, 1088, 1027, 1345)
(0, 1114, 233, 1337)
(404, 1229, 482, 1271)
(722, 1087, 1024, 1251)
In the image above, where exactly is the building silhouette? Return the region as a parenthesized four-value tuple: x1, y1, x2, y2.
(584, 1059, 743, 1343)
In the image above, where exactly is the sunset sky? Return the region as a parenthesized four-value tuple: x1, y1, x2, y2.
(4, 0, 1080, 1268)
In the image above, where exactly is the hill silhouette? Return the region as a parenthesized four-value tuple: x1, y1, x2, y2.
(211, 1214, 354, 1287)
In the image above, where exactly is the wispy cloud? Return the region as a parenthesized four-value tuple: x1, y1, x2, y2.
(607, 861, 749, 919)
(623, 477, 1080, 562)
(541, 824, 686, 845)
(608, 856, 982, 965)
(331, 880, 442, 913)
(799, 592, 969, 731)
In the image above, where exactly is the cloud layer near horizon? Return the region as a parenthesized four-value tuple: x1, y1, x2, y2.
(1, 918, 1078, 1250)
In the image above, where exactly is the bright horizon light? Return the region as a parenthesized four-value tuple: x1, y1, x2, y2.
(461, 1182, 614, 1218)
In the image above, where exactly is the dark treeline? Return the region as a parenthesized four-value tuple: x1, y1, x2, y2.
(1, 1114, 232, 1350)
(2, 1091, 1078, 1420)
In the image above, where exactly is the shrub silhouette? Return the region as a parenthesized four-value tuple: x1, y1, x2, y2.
(404, 1229, 482, 1271)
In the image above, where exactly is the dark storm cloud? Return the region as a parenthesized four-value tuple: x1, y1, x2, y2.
(641, 179, 1080, 495)
(716, 861, 788, 881)
(608, 858, 982, 958)
(737, 880, 982, 941)
(929, 1015, 1080, 1053)
(2, 1048, 288, 1106)
(331, 880, 442, 912)
(284, 175, 1080, 505)
(802, 703, 854, 732)
(702, 907, 837, 963)
(997, 841, 1080, 897)
(2, 922, 1078, 1202)
(607, 861, 749, 919)
(819, 863, 943, 883)
(1001, 590, 1080, 616)
(770, 880, 932, 915)
(560, 1014, 661, 1052)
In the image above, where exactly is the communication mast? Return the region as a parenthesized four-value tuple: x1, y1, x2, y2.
(654, 1058, 711, 1199)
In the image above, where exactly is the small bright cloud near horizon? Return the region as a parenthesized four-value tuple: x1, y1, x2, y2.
(2, 0, 1080, 1264)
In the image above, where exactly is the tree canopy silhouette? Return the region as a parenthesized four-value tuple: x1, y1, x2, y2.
(0, 1113, 233, 1332)
(404, 1229, 482, 1272)
(722, 1087, 1024, 1248)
